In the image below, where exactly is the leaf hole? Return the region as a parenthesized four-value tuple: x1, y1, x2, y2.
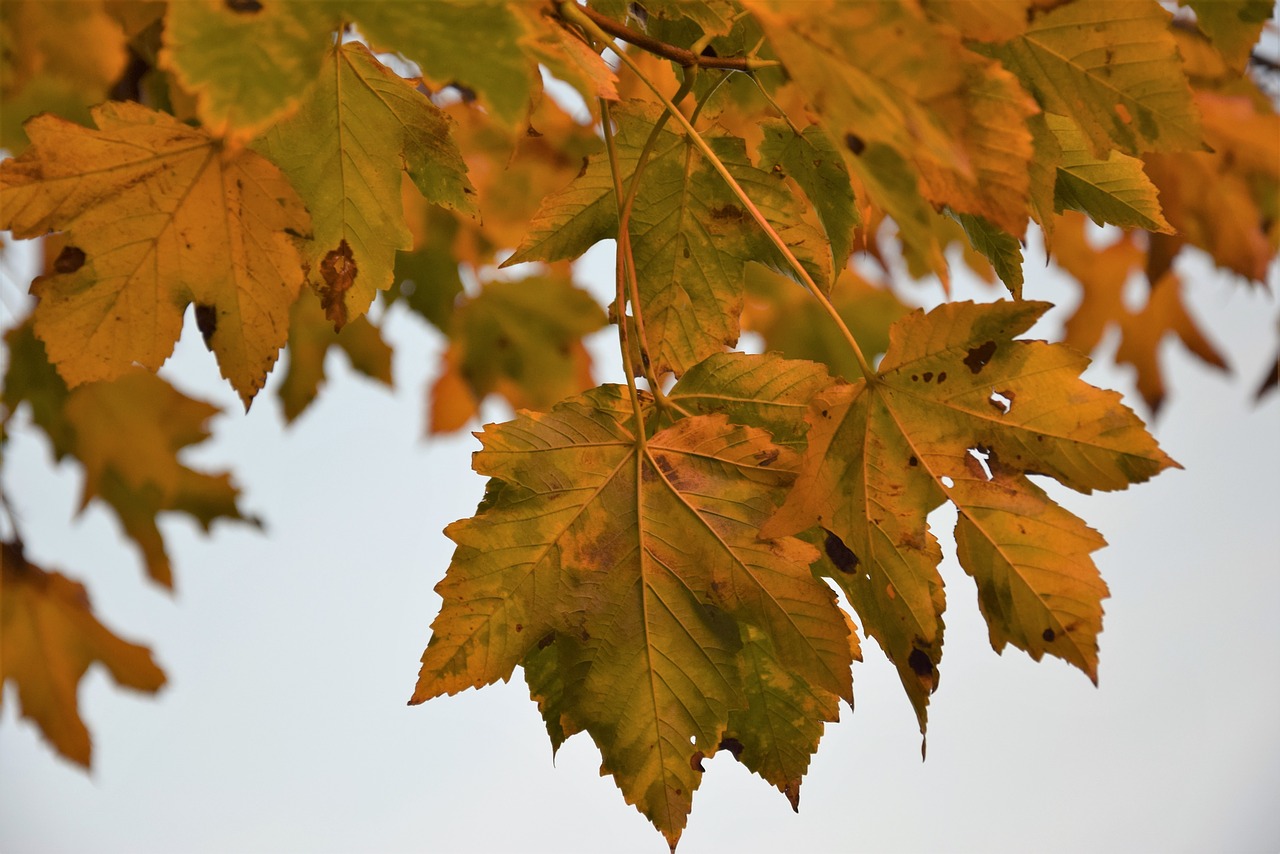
(988, 390, 1012, 414)
(967, 447, 993, 481)
(941, 476, 954, 488)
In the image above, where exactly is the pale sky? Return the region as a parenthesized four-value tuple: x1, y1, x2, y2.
(2, 223, 1278, 853)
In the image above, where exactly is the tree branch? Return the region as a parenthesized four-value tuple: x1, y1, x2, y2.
(563, 3, 779, 71)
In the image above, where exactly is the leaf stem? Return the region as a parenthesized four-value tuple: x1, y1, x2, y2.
(563, 3, 780, 72)
(561, 1, 879, 383)
(600, 100, 649, 448)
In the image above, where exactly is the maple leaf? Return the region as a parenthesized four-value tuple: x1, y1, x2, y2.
(987, 0, 1203, 157)
(3, 322, 252, 588)
(1054, 214, 1228, 412)
(0, 541, 166, 768)
(412, 385, 854, 845)
(256, 40, 475, 330)
(765, 300, 1178, 732)
(0, 101, 310, 408)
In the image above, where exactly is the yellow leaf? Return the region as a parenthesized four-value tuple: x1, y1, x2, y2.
(0, 542, 166, 768)
(0, 101, 310, 408)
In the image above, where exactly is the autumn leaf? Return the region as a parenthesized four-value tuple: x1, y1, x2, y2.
(988, 0, 1203, 157)
(765, 301, 1178, 732)
(0, 101, 310, 408)
(256, 40, 475, 330)
(412, 385, 854, 845)
(0, 541, 166, 767)
(278, 290, 394, 424)
(1054, 214, 1228, 412)
(3, 322, 251, 588)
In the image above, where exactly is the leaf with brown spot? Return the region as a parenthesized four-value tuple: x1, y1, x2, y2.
(0, 101, 310, 408)
(766, 300, 1177, 731)
(257, 41, 475, 331)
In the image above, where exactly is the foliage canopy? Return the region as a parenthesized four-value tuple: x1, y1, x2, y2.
(1, 0, 1276, 849)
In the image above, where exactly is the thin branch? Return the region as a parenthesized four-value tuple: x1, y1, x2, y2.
(563, 3, 780, 72)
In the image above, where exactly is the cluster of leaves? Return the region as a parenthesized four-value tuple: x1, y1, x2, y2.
(0, 0, 1276, 849)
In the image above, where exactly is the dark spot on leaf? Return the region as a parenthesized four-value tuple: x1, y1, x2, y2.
(1042, 628, 1056, 642)
(53, 246, 86, 274)
(911, 374, 919, 382)
(709, 204, 746, 222)
(195, 303, 217, 349)
(964, 340, 997, 374)
(225, 0, 262, 13)
(319, 239, 357, 330)
(682, 246, 690, 258)
(922, 372, 933, 382)
(718, 737, 744, 759)
(938, 371, 947, 383)
(283, 227, 303, 238)
(820, 409, 829, 418)
(537, 632, 555, 650)
(908, 455, 918, 466)
(844, 132, 865, 155)
(576, 156, 589, 178)
(515, 623, 523, 633)
(754, 448, 780, 467)
(525, 124, 543, 138)
(690, 751, 705, 772)
(908, 648, 934, 677)
(823, 529, 859, 574)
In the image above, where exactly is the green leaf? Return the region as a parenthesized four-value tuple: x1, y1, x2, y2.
(412, 387, 854, 845)
(1184, 0, 1273, 72)
(1046, 113, 1173, 233)
(256, 41, 474, 329)
(507, 101, 826, 376)
(757, 121, 860, 272)
(160, 0, 338, 138)
(988, 0, 1202, 156)
(951, 212, 1025, 299)
(351, 0, 537, 129)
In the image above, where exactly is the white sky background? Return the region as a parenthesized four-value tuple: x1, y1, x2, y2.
(0, 219, 1277, 853)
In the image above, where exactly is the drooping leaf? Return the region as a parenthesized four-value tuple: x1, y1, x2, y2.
(278, 290, 394, 424)
(765, 300, 1178, 731)
(0, 101, 310, 408)
(988, 0, 1203, 156)
(0, 541, 166, 767)
(256, 41, 475, 330)
(756, 121, 860, 273)
(412, 387, 854, 845)
(951, 212, 1025, 299)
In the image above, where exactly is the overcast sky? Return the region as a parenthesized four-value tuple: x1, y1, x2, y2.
(2, 217, 1277, 853)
